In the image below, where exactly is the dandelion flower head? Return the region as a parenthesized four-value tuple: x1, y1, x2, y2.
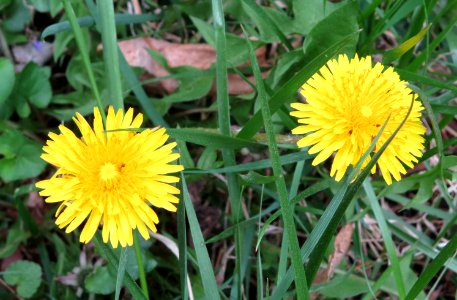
(37, 106, 183, 247)
(290, 54, 426, 184)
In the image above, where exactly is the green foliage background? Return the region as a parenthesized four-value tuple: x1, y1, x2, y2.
(0, 0, 457, 299)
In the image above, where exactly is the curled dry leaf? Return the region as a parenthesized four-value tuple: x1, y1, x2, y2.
(118, 37, 268, 95)
(326, 223, 354, 279)
(313, 223, 355, 288)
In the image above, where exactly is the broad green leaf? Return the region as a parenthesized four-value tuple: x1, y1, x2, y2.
(303, 2, 360, 59)
(293, 0, 343, 35)
(0, 58, 15, 105)
(115, 245, 157, 280)
(29, 0, 50, 12)
(161, 70, 213, 104)
(2, 0, 32, 32)
(318, 273, 370, 298)
(49, 0, 63, 17)
(270, 49, 304, 88)
(264, 6, 296, 37)
(53, 29, 74, 60)
(241, 0, 293, 46)
(0, 222, 30, 259)
(3, 260, 42, 298)
(85, 266, 116, 295)
(0, 130, 46, 182)
(65, 56, 105, 92)
(48, 91, 97, 121)
(0, 0, 13, 10)
(12, 63, 52, 114)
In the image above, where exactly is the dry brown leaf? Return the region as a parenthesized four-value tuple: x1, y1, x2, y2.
(327, 223, 354, 279)
(118, 37, 268, 95)
(313, 223, 355, 287)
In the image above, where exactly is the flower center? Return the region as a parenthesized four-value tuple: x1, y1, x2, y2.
(361, 105, 373, 118)
(99, 163, 119, 181)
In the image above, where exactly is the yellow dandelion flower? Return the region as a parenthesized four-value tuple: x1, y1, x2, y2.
(290, 54, 426, 185)
(36, 106, 184, 248)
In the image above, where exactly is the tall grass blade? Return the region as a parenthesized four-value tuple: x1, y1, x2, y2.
(93, 234, 147, 300)
(363, 180, 406, 298)
(271, 96, 415, 298)
(405, 234, 457, 300)
(41, 13, 159, 39)
(211, 0, 244, 297)
(61, 0, 105, 121)
(180, 174, 221, 300)
(177, 192, 189, 300)
(245, 29, 309, 299)
(97, 0, 123, 109)
(115, 247, 129, 300)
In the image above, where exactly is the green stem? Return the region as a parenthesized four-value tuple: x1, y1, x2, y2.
(244, 31, 309, 300)
(97, 0, 123, 110)
(61, 0, 106, 122)
(133, 233, 149, 298)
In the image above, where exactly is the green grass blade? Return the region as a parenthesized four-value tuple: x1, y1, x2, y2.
(363, 179, 406, 299)
(304, 97, 416, 285)
(386, 214, 457, 273)
(93, 234, 147, 300)
(407, 14, 457, 71)
(61, 0, 105, 121)
(83, 0, 166, 126)
(411, 87, 453, 207)
(255, 180, 330, 253)
(271, 97, 415, 298)
(405, 233, 457, 300)
(241, 0, 293, 50)
(396, 69, 457, 93)
(237, 32, 358, 139)
(245, 30, 309, 299)
(177, 191, 189, 300)
(118, 49, 168, 127)
(185, 152, 310, 174)
(181, 174, 221, 300)
(256, 249, 264, 300)
(115, 247, 129, 300)
(211, 2, 244, 296)
(277, 158, 306, 282)
(97, 0, 123, 109)
(383, 24, 430, 64)
(41, 13, 159, 40)
(168, 128, 261, 149)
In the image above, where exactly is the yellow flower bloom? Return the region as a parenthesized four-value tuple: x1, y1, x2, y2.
(36, 106, 183, 248)
(290, 54, 426, 185)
